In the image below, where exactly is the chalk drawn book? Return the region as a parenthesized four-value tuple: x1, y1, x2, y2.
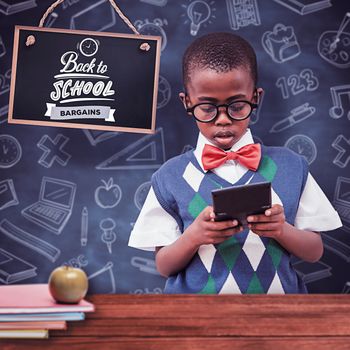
(273, 0, 332, 15)
(0, 248, 37, 284)
(0, 0, 36, 15)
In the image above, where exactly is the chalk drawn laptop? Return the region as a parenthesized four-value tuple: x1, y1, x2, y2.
(22, 177, 76, 234)
(333, 177, 350, 225)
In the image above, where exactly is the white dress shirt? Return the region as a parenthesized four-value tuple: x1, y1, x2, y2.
(129, 129, 342, 251)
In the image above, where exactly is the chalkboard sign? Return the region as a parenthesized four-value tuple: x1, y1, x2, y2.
(8, 26, 161, 134)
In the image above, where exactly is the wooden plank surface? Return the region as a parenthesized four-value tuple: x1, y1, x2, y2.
(2, 294, 350, 349)
(3, 337, 350, 350)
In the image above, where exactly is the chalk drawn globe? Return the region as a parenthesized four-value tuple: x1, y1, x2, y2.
(157, 76, 171, 109)
(134, 181, 152, 210)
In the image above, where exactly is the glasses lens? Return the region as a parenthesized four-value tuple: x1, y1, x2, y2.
(193, 104, 217, 121)
(228, 102, 252, 120)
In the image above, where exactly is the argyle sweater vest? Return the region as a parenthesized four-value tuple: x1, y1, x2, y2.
(151, 145, 309, 294)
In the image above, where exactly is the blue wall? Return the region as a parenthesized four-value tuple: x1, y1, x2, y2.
(0, 0, 349, 293)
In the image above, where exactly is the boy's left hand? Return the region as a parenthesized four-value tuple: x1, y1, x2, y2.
(246, 204, 285, 239)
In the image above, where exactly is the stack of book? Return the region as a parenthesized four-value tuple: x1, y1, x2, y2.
(0, 283, 95, 339)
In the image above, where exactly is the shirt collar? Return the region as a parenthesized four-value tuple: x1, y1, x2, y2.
(193, 128, 255, 172)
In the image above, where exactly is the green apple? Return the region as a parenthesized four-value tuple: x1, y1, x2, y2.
(48, 266, 88, 304)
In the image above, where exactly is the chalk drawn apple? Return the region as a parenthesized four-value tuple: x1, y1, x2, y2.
(95, 178, 122, 209)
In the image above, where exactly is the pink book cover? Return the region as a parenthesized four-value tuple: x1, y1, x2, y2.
(0, 284, 95, 314)
(0, 320, 67, 330)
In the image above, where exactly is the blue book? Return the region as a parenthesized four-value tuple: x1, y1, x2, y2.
(0, 312, 85, 322)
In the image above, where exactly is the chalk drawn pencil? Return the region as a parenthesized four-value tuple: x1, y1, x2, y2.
(81, 206, 88, 246)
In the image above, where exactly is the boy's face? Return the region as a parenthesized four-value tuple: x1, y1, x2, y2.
(180, 67, 262, 150)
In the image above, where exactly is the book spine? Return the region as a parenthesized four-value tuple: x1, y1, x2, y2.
(0, 329, 49, 339)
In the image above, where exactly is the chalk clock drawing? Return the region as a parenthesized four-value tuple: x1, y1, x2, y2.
(134, 18, 168, 51)
(0, 135, 22, 168)
(284, 134, 317, 164)
(79, 37, 99, 57)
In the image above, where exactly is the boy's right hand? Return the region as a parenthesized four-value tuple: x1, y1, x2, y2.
(185, 206, 243, 247)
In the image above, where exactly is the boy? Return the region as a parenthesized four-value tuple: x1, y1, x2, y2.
(129, 32, 342, 294)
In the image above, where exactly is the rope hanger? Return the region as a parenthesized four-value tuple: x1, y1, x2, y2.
(26, 0, 150, 51)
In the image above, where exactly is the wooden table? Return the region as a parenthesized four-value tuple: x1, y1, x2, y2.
(2, 294, 350, 349)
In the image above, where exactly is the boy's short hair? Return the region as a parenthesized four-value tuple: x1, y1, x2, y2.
(183, 32, 258, 88)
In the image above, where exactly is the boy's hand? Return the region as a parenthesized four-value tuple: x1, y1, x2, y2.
(247, 204, 285, 239)
(186, 206, 243, 246)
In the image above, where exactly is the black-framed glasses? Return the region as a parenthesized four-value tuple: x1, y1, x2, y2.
(186, 100, 258, 123)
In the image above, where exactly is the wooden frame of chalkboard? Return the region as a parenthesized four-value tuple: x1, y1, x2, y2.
(8, 26, 161, 134)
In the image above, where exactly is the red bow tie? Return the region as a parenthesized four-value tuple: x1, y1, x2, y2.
(202, 143, 261, 171)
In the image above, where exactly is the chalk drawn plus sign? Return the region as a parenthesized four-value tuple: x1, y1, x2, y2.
(332, 135, 350, 168)
(37, 134, 71, 168)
